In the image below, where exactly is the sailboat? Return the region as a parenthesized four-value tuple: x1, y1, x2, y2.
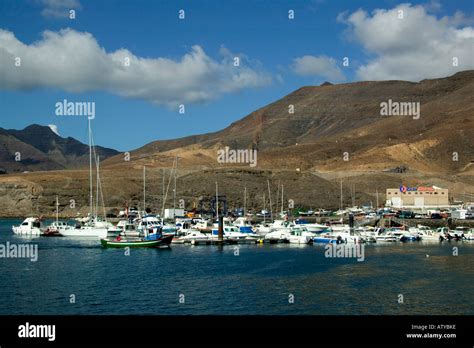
(58, 118, 107, 238)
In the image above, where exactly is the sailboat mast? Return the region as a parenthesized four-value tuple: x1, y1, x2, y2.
(281, 184, 284, 214)
(162, 169, 165, 216)
(143, 166, 146, 214)
(215, 182, 219, 220)
(88, 117, 93, 218)
(263, 193, 266, 224)
(267, 180, 273, 221)
(96, 156, 100, 218)
(243, 186, 247, 216)
(340, 178, 343, 211)
(173, 156, 177, 213)
(56, 195, 59, 224)
(276, 182, 280, 217)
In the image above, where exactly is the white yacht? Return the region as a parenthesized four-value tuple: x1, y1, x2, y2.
(287, 227, 314, 244)
(253, 223, 273, 236)
(116, 220, 141, 237)
(409, 225, 440, 241)
(12, 217, 43, 235)
(59, 224, 108, 238)
(174, 230, 210, 244)
(211, 226, 256, 241)
(294, 219, 328, 233)
(356, 227, 377, 243)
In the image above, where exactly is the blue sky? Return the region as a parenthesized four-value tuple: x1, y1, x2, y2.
(0, 0, 472, 151)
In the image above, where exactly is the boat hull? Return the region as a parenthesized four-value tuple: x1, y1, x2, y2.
(100, 235, 173, 248)
(60, 227, 108, 238)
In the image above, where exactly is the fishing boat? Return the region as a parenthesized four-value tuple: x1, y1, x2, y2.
(100, 236, 173, 248)
(101, 227, 173, 248)
(12, 217, 43, 235)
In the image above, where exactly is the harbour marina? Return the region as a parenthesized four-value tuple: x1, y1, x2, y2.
(1, 217, 473, 316)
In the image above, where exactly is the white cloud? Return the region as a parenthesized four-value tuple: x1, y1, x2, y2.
(339, 3, 474, 81)
(48, 124, 60, 136)
(40, 0, 81, 18)
(0, 28, 271, 106)
(291, 55, 345, 82)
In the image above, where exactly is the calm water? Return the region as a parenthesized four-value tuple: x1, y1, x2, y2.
(0, 219, 473, 315)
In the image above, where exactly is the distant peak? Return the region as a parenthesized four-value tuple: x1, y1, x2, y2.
(320, 81, 333, 86)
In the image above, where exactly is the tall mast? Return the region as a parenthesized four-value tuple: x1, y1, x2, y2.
(281, 184, 284, 214)
(96, 156, 100, 218)
(162, 169, 165, 215)
(352, 183, 355, 207)
(173, 156, 177, 213)
(56, 195, 59, 224)
(143, 166, 146, 214)
(376, 188, 379, 208)
(263, 193, 266, 224)
(243, 185, 247, 216)
(215, 182, 219, 220)
(267, 180, 273, 221)
(340, 178, 343, 211)
(88, 117, 93, 218)
(276, 182, 280, 217)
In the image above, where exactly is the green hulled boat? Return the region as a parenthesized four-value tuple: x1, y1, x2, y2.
(100, 235, 173, 248)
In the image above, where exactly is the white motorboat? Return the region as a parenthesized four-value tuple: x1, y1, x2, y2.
(287, 227, 314, 244)
(12, 217, 43, 235)
(356, 227, 377, 243)
(264, 230, 291, 243)
(327, 231, 364, 244)
(174, 230, 210, 244)
(409, 225, 440, 241)
(375, 233, 399, 242)
(232, 217, 256, 234)
(254, 223, 273, 236)
(449, 226, 474, 240)
(211, 226, 256, 241)
(136, 215, 177, 235)
(294, 219, 328, 233)
(116, 220, 141, 237)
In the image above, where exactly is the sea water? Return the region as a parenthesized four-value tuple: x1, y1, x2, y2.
(0, 219, 472, 315)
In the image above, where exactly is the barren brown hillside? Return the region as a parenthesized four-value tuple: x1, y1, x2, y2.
(0, 71, 472, 216)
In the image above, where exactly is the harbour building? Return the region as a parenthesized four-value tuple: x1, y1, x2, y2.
(386, 185, 449, 208)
